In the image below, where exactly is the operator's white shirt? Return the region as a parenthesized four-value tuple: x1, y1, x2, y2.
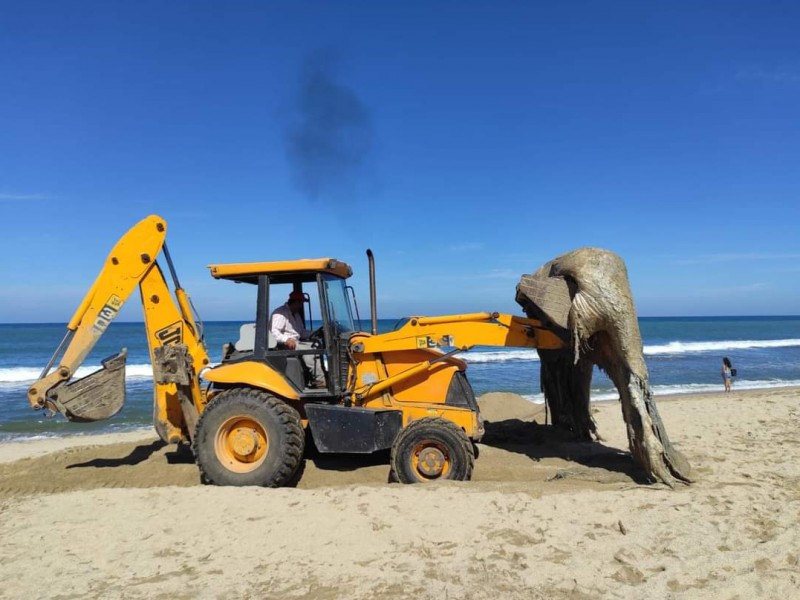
(269, 304, 310, 344)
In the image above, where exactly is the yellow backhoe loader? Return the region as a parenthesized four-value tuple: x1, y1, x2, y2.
(28, 215, 566, 486)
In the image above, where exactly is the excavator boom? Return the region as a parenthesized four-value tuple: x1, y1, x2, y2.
(355, 311, 565, 354)
(27, 215, 208, 433)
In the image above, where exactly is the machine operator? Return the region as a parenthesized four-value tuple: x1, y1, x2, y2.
(269, 291, 325, 388)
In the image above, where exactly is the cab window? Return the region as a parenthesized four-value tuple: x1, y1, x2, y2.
(322, 275, 355, 333)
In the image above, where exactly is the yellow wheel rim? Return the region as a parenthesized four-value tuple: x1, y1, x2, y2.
(410, 441, 451, 480)
(214, 415, 269, 473)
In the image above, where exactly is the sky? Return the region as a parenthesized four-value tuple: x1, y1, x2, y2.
(1, 1, 799, 323)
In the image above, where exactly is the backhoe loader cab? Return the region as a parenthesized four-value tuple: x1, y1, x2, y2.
(209, 258, 358, 396)
(27, 215, 566, 488)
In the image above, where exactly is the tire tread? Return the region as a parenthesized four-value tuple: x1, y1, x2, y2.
(193, 388, 304, 487)
(390, 417, 474, 484)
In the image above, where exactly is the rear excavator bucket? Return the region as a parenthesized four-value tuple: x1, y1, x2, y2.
(47, 349, 128, 422)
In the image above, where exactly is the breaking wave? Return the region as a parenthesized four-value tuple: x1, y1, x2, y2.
(462, 338, 800, 363)
(643, 339, 800, 355)
(0, 364, 154, 387)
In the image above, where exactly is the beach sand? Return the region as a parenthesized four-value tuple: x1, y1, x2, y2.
(1, 387, 798, 599)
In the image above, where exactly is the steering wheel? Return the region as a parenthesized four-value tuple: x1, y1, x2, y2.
(309, 327, 324, 348)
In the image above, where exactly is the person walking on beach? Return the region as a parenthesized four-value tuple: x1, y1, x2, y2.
(721, 357, 734, 393)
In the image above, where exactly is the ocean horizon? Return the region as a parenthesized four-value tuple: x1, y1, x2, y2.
(2, 315, 799, 442)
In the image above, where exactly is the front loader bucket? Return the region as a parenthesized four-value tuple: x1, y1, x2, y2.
(48, 349, 128, 423)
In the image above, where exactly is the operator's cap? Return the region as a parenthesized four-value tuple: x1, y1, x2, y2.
(288, 291, 306, 302)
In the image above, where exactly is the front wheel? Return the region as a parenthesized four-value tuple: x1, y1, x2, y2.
(193, 388, 304, 487)
(390, 417, 475, 484)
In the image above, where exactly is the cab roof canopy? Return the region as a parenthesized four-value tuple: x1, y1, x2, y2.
(208, 258, 353, 285)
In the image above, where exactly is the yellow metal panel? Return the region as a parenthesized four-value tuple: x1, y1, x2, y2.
(139, 262, 210, 441)
(202, 361, 300, 401)
(378, 350, 458, 404)
(351, 348, 475, 436)
(208, 258, 352, 280)
(364, 402, 480, 438)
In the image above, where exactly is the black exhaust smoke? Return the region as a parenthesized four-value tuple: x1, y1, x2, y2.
(285, 50, 373, 200)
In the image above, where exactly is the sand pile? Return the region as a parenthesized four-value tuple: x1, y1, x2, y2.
(477, 391, 542, 423)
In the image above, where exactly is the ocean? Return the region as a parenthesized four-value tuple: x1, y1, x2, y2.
(1, 317, 799, 442)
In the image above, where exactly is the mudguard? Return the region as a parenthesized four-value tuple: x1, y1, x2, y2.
(202, 361, 300, 400)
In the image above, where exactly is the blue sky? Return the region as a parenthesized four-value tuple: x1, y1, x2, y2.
(1, 1, 798, 322)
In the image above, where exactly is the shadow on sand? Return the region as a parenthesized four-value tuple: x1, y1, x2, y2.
(62, 419, 648, 485)
(481, 418, 650, 483)
(301, 419, 649, 484)
(66, 440, 168, 469)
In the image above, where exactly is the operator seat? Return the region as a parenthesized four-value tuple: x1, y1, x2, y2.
(234, 323, 277, 352)
(235, 323, 311, 390)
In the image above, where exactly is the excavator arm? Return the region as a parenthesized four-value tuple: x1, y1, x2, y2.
(348, 311, 566, 402)
(27, 215, 209, 442)
(354, 312, 565, 354)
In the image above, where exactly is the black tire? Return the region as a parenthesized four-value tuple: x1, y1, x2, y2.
(390, 417, 475, 484)
(193, 388, 304, 487)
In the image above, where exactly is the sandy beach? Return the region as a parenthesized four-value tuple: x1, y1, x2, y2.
(1, 387, 798, 599)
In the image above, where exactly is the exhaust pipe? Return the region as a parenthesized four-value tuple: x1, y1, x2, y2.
(366, 249, 378, 335)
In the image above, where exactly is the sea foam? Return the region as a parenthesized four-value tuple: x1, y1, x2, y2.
(0, 364, 154, 386)
(644, 339, 800, 355)
(463, 338, 800, 363)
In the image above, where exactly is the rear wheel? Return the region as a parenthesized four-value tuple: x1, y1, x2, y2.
(390, 417, 475, 484)
(193, 388, 304, 487)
